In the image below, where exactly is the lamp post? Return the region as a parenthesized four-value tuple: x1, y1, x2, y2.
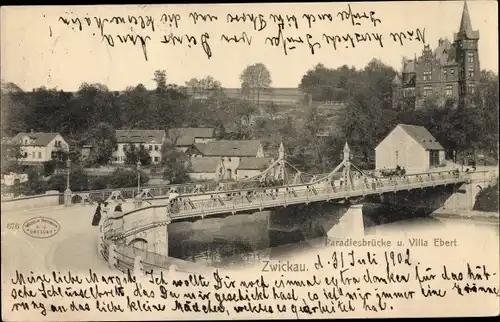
(136, 160, 142, 194)
(64, 158, 72, 207)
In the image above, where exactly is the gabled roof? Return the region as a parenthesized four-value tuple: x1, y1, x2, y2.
(8, 132, 61, 146)
(202, 140, 262, 157)
(434, 38, 457, 66)
(237, 157, 272, 170)
(398, 124, 444, 150)
(167, 128, 215, 146)
(192, 143, 207, 154)
(115, 130, 165, 144)
(187, 157, 219, 173)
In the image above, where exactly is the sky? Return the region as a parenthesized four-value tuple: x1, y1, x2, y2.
(1, 1, 498, 92)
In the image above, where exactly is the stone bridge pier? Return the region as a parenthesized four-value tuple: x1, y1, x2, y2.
(267, 201, 365, 243)
(120, 209, 171, 258)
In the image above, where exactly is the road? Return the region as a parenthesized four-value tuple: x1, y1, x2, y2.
(1, 205, 113, 280)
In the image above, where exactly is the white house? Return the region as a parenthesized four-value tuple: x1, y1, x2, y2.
(7, 131, 69, 163)
(375, 124, 445, 174)
(197, 140, 266, 180)
(112, 130, 166, 164)
(167, 128, 215, 152)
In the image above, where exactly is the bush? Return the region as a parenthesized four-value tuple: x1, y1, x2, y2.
(107, 168, 149, 189)
(88, 175, 110, 190)
(473, 179, 499, 212)
(17, 167, 48, 196)
(47, 167, 89, 192)
(42, 160, 57, 176)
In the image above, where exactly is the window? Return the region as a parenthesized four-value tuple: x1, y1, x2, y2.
(443, 70, 447, 80)
(468, 52, 474, 63)
(123, 145, 127, 151)
(450, 69, 455, 75)
(24, 139, 28, 144)
(148, 145, 152, 151)
(114, 145, 118, 151)
(468, 67, 474, 78)
(38, 152, 42, 159)
(154, 145, 159, 151)
(423, 85, 432, 97)
(227, 157, 232, 162)
(32, 152, 36, 158)
(468, 84, 475, 95)
(446, 85, 453, 97)
(423, 71, 432, 81)
(154, 156, 159, 162)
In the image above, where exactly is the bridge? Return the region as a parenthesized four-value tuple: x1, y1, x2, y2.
(2, 142, 495, 276)
(94, 142, 498, 275)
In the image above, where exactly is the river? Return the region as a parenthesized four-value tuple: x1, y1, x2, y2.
(166, 204, 499, 269)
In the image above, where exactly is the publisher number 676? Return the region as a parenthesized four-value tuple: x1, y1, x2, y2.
(7, 223, 20, 230)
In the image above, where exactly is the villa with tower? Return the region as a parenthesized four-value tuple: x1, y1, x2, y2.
(392, 1, 481, 109)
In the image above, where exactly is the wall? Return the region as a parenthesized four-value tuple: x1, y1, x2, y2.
(1, 191, 61, 212)
(20, 146, 46, 162)
(236, 169, 261, 180)
(194, 138, 215, 144)
(188, 172, 216, 181)
(375, 126, 428, 173)
(112, 142, 163, 164)
(221, 157, 241, 180)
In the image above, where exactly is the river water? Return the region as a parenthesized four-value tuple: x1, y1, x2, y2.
(166, 205, 499, 269)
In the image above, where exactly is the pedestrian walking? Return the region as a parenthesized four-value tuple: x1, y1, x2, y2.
(91, 202, 102, 226)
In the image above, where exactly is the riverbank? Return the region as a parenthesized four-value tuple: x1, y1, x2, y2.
(432, 208, 499, 223)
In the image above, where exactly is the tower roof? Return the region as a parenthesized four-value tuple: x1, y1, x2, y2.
(392, 74, 401, 84)
(455, 1, 479, 40)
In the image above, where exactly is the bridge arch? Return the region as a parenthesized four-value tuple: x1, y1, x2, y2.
(127, 237, 148, 247)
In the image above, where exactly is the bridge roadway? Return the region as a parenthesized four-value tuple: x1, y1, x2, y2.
(106, 170, 471, 240)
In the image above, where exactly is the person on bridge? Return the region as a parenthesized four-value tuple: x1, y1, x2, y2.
(91, 202, 102, 226)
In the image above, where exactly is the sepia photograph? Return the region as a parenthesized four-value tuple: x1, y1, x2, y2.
(1, 1, 499, 320)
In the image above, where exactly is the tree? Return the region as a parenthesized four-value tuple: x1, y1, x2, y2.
(85, 122, 117, 166)
(299, 63, 359, 102)
(1, 82, 31, 136)
(160, 141, 189, 184)
(240, 63, 272, 106)
(117, 84, 152, 129)
(153, 70, 167, 92)
(124, 143, 152, 166)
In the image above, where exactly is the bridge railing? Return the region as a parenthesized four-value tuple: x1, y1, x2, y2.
(104, 170, 472, 240)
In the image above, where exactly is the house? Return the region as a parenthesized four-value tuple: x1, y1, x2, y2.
(236, 157, 273, 180)
(392, 1, 480, 109)
(112, 130, 166, 164)
(167, 128, 215, 152)
(186, 157, 221, 181)
(199, 140, 266, 180)
(6, 131, 69, 163)
(375, 124, 445, 174)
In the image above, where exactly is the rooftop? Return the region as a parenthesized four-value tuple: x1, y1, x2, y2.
(398, 124, 444, 150)
(202, 140, 262, 157)
(187, 157, 219, 173)
(167, 128, 215, 146)
(237, 157, 273, 170)
(115, 130, 165, 144)
(8, 132, 61, 146)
